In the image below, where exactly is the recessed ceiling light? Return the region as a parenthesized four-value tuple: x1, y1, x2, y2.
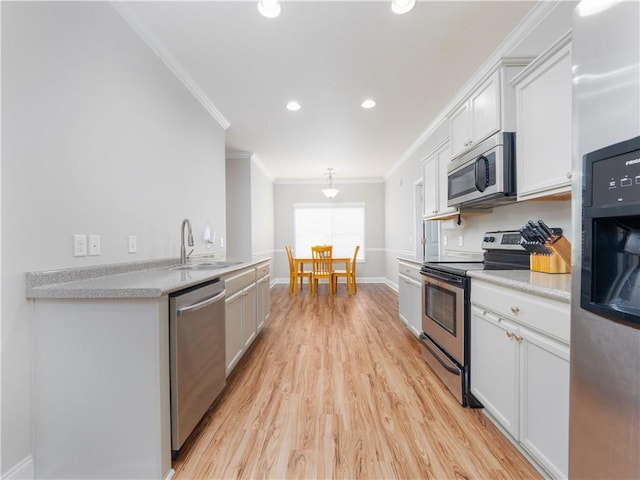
(258, 0, 281, 18)
(391, 0, 416, 15)
(361, 99, 376, 109)
(286, 101, 301, 112)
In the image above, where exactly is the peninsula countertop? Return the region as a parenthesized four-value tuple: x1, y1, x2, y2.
(467, 269, 571, 303)
(26, 257, 269, 299)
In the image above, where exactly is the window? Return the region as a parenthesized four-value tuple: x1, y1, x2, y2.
(294, 203, 365, 260)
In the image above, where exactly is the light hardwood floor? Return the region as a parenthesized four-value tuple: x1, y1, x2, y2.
(173, 284, 541, 479)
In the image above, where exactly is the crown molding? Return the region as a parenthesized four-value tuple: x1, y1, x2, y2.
(274, 177, 384, 185)
(111, 2, 230, 130)
(384, 0, 564, 181)
(250, 154, 275, 182)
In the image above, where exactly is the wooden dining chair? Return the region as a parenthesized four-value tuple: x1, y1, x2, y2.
(311, 245, 334, 296)
(285, 245, 311, 294)
(333, 245, 360, 295)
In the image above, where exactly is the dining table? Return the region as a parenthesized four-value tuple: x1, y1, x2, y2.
(293, 256, 352, 295)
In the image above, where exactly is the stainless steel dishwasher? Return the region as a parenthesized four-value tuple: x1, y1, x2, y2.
(169, 278, 225, 451)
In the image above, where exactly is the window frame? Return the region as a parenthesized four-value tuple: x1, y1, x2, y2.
(293, 202, 365, 261)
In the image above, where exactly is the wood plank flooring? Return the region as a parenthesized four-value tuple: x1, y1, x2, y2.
(172, 284, 541, 479)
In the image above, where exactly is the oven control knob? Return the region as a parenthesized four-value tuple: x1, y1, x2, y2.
(484, 236, 495, 243)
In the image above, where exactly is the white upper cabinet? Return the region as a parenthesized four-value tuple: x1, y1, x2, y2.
(423, 140, 458, 219)
(449, 59, 530, 159)
(513, 32, 572, 201)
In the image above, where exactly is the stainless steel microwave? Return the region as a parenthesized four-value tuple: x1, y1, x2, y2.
(447, 132, 516, 208)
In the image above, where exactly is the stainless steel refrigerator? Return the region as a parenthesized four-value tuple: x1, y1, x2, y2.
(570, 1, 640, 478)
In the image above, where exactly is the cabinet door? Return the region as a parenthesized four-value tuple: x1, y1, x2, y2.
(470, 71, 500, 143)
(398, 275, 411, 326)
(242, 283, 257, 349)
(436, 142, 456, 216)
(449, 101, 471, 157)
(225, 291, 244, 375)
(257, 275, 270, 333)
(422, 154, 438, 217)
(519, 328, 570, 479)
(408, 276, 422, 335)
(470, 306, 519, 438)
(516, 39, 572, 200)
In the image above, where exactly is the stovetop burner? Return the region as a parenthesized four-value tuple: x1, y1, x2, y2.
(422, 230, 530, 276)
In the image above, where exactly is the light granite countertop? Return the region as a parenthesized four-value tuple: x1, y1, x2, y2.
(467, 269, 571, 303)
(26, 257, 269, 299)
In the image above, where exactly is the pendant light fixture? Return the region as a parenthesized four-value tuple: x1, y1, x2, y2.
(322, 168, 339, 199)
(391, 0, 416, 15)
(258, 0, 281, 18)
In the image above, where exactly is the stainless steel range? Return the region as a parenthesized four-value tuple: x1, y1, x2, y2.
(419, 231, 529, 406)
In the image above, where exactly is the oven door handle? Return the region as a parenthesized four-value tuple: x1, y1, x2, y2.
(418, 333, 460, 375)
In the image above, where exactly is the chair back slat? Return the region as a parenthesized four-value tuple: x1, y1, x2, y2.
(311, 245, 333, 276)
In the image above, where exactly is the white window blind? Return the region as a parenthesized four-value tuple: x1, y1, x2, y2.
(294, 203, 365, 260)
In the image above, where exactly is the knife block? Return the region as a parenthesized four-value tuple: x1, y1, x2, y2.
(530, 236, 572, 273)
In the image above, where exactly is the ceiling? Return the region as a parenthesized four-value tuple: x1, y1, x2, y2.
(118, 1, 538, 181)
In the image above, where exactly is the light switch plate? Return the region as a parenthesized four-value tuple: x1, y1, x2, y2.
(128, 235, 137, 254)
(88, 235, 100, 256)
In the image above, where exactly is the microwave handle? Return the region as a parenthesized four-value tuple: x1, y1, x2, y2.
(474, 155, 488, 192)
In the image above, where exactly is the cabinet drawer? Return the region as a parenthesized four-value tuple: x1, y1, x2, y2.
(398, 261, 421, 282)
(256, 263, 270, 279)
(471, 279, 569, 343)
(224, 269, 256, 296)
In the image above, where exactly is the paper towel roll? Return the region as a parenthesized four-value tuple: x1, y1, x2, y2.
(442, 217, 465, 231)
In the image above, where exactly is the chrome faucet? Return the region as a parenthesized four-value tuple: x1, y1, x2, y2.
(180, 218, 194, 264)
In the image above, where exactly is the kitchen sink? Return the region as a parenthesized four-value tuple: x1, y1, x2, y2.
(169, 261, 243, 271)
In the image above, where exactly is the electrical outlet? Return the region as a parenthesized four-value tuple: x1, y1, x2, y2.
(458, 235, 464, 247)
(443, 235, 448, 246)
(220, 237, 224, 248)
(88, 235, 101, 256)
(73, 234, 87, 257)
(128, 235, 137, 254)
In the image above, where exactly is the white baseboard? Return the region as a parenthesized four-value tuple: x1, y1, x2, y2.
(2, 457, 174, 480)
(4, 455, 34, 480)
(273, 277, 391, 286)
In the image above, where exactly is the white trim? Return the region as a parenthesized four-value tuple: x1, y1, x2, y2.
(273, 276, 388, 286)
(111, 2, 230, 130)
(3, 456, 34, 480)
(293, 202, 366, 209)
(251, 250, 275, 260)
(225, 152, 251, 160)
(250, 154, 275, 182)
(275, 177, 383, 185)
(165, 468, 176, 480)
(0, 3, 3, 474)
(384, 0, 562, 180)
(385, 279, 399, 293)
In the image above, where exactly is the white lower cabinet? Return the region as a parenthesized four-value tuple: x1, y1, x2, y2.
(224, 267, 257, 376)
(398, 260, 422, 336)
(256, 262, 271, 333)
(471, 308, 519, 437)
(471, 279, 569, 479)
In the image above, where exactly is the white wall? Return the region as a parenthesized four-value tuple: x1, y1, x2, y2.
(274, 181, 385, 282)
(1, 2, 226, 475)
(251, 160, 275, 261)
(226, 155, 252, 261)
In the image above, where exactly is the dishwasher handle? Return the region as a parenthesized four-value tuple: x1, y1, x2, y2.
(177, 290, 225, 316)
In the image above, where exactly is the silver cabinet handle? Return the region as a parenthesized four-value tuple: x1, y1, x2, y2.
(567, 171, 573, 179)
(514, 334, 524, 342)
(510, 306, 520, 314)
(505, 331, 514, 339)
